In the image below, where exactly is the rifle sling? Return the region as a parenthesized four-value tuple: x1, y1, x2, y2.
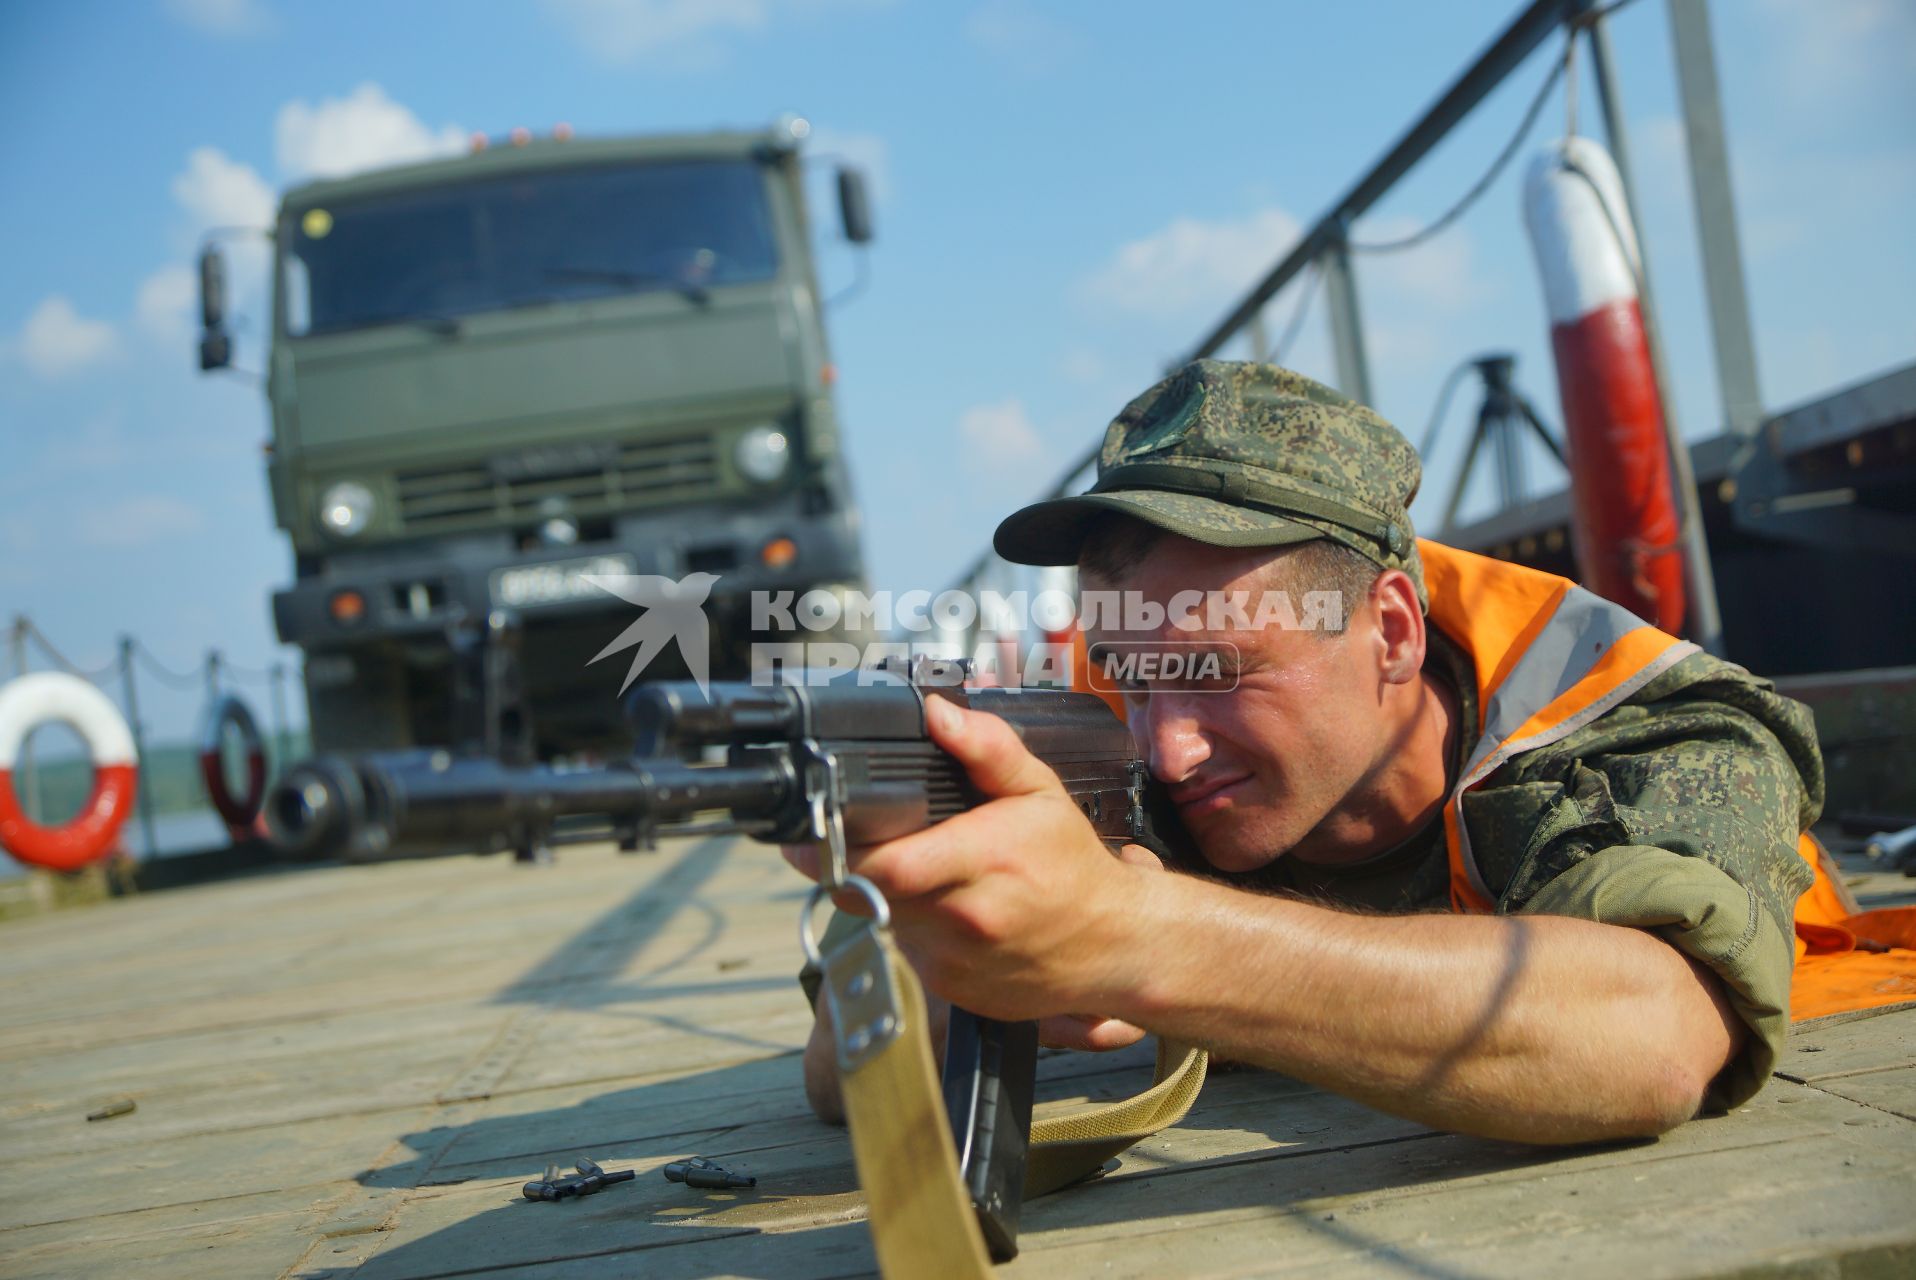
(821, 919, 1209, 1273)
(1026, 1039, 1209, 1198)
(824, 923, 993, 1279)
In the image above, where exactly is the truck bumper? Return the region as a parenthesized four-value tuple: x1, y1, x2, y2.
(273, 503, 865, 652)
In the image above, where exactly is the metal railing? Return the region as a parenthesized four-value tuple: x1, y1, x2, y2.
(935, 0, 1761, 661)
(3, 615, 301, 863)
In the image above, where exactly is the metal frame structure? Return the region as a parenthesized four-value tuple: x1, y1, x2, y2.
(942, 0, 1794, 661)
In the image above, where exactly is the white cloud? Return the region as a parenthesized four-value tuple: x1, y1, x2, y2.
(136, 265, 199, 341)
(170, 146, 276, 232)
(1081, 207, 1302, 316)
(13, 296, 119, 380)
(165, 148, 275, 342)
(164, 0, 270, 36)
(82, 496, 207, 548)
(543, 0, 769, 66)
(965, 0, 1080, 76)
(958, 398, 1044, 469)
(275, 83, 465, 182)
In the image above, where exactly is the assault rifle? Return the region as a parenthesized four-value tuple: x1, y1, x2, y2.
(267, 659, 1174, 1261)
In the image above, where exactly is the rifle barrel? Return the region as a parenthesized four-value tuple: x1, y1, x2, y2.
(268, 750, 796, 861)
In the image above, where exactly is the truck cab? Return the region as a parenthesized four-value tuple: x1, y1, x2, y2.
(202, 122, 870, 756)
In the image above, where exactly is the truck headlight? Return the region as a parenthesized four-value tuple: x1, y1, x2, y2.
(734, 426, 790, 484)
(319, 481, 376, 538)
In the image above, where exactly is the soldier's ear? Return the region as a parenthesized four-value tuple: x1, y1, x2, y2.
(1370, 569, 1424, 685)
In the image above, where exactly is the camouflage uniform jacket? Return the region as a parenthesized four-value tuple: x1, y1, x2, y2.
(1247, 627, 1823, 1111)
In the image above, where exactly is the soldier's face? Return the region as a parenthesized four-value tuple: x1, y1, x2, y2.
(1084, 537, 1390, 873)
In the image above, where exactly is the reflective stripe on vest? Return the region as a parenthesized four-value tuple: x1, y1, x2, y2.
(1420, 540, 1698, 912)
(1420, 541, 1916, 1023)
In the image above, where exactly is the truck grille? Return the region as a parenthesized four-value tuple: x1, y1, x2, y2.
(394, 435, 721, 533)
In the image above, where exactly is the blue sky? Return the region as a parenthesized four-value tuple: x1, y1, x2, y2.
(2, 0, 1912, 743)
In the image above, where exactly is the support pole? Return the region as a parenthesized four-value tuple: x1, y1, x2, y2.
(1583, 6, 1727, 656)
(1322, 238, 1375, 407)
(1666, 0, 1763, 438)
(268, 662, 290, 783)
(10, 618, 36, 823)
(119, 636, 161, 860)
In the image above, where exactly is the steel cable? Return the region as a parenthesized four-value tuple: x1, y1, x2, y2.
(21, 620, 120, 684)
(214, 655, 280, 684)
(1349, 0, 1644, 255)
(132, 641, 206, 691)
(1348, 44, 1569, 254)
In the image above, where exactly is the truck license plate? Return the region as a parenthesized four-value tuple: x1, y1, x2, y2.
(490, 554, 636, 608)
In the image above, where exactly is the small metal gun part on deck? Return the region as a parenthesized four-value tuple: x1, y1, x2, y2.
(663, 1156, 757, 1189)
(521, 1157, 637, 1202)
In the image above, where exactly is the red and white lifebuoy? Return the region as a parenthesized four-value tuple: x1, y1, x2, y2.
(0, 673, 139, 872)
(1523, 136, 1688, 634)
(198, 694, 267, 836)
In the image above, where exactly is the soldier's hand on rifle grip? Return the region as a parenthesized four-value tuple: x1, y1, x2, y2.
(840, 696, 1158, 1026)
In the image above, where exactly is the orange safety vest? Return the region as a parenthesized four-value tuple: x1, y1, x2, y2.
(1422, 540, 1916, 1022)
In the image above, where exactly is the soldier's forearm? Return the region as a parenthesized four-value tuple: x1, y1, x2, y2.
(1107, 874, 1744, 1144)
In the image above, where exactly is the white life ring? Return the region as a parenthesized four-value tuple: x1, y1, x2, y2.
(0, 673, 139, 871)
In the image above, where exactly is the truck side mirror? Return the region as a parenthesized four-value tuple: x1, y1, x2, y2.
(836, 166, 873, 245)
(198, 245, 232, 371)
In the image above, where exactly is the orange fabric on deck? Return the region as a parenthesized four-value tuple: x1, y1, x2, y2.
(1789, 834, 1916, 1020)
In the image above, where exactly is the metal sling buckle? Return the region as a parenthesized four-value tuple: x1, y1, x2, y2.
(796, 746, 903, 1075)
(805, 875, 902, 1074)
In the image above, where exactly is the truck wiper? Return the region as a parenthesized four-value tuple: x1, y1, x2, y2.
(359, 311, 464, 338)
(545, 266, 710, 307)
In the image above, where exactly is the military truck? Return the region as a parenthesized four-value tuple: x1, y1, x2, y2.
(199, 119, 871, 756)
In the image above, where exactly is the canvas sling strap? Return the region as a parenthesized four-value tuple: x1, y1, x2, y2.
(818, 901, 994, 1278)
(1025, 1036, 1208, 1198)
(811, 883, 1208, 1277)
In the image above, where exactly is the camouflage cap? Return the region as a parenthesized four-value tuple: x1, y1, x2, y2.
(993, 359, 1426, 604)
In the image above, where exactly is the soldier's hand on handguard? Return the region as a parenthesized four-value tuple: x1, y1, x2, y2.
(783, 696, 1162, 1041)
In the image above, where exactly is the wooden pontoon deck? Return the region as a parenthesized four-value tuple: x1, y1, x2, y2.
(3, 839, 1912, 1279)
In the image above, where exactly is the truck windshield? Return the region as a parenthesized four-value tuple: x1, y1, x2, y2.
(281, 159, 780, 337)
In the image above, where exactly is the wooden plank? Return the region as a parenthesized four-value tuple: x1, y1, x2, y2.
(327, 1073, 1916, 1280)
(1777, 1009, 1916, 1083)
(1799, 1064, 1916, 1122)
(4, 840, 1915, 1280)
(1002, 1086, 1916, 1279)
(0, 840, 783, 1055)
(0, 1132, 424, 1255)
(0, 1186, 351, 1280)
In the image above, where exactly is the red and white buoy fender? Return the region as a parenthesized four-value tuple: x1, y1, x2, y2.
(198, 693, 268, 834)
(1522, 136, 1687, 633)
(0, 673, 139, 871)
